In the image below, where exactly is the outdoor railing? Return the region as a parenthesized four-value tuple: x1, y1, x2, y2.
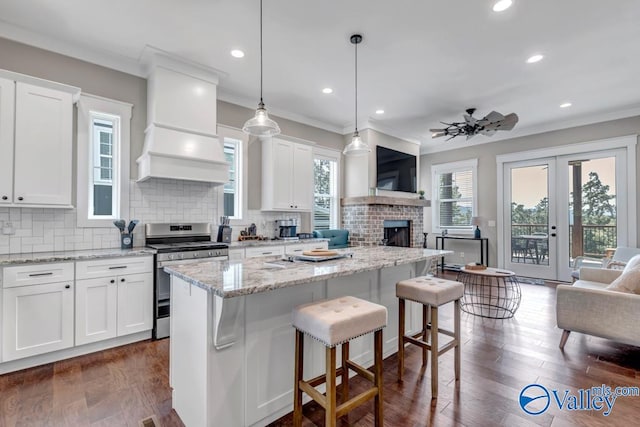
(510, 224, 616, 259)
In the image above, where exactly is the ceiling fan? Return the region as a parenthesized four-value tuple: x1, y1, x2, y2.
(430, 108, 519, 141)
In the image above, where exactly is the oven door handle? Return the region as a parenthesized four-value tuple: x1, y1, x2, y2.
(157, 256, 228, 268)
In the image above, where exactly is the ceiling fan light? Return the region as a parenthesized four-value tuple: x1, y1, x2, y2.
(242, 102, 281, 136)
(493, 0, 513, 12)
(343, 131, 370, 156)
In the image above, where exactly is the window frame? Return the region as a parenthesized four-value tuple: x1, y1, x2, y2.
(217, 125, 248, 222)
(223, 137, 242, 220)
(431, 158, 478, 235)
(313, 146, 341, 230)
(76, 94, 132, 228)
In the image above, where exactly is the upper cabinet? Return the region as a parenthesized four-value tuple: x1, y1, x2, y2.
(0, 71, 79, 208)
(262, 138, 313, 211)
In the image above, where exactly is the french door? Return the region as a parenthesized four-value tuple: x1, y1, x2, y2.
(503, 158, 557, 280)
(502, 148, 629, 282)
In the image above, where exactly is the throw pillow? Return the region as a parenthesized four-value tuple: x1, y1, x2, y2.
(607, 267, 640, 294)
(623, 254, 640, 272)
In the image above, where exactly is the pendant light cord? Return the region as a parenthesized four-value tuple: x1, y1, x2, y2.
(260, 0, 264, 105)
(354, 38, 358, 132)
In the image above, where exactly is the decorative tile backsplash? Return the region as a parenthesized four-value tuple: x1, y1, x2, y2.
(0, 179, 220, 255)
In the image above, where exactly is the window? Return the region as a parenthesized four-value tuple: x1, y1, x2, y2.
(223, 138, 242, 219)
(431, 159, 478, 233)
(77, 94, 132, 227)
(313, 148, 340, 230)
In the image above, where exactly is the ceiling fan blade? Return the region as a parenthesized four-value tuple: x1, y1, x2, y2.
(480, 130, 497, 137)
(497, 113, 519, 130)
(431, 130, 446, 138)
(481, 111, 505, 123)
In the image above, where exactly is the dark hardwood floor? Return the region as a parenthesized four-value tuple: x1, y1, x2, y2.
(1, 280, 639, 426)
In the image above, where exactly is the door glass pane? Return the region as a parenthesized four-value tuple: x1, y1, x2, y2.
(568, 157, 617, 265)
(510, 165, 549, 265)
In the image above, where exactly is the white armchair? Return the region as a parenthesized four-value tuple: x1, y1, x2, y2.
(571, 246, 640, 280)
(557, 267, 640, 349)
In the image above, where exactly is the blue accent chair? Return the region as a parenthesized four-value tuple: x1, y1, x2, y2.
(313, 229, 349, 249)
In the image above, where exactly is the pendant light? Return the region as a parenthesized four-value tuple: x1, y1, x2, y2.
(243, 0, 281, 137)
(343, 34, 371, 156)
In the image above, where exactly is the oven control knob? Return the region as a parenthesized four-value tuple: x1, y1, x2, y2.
(179, 253, 184, 259)
(216, 250, 221, 256)
(193, 252, 199, 258)
(208, 251, 213, 257)
(168, 254, 174, 260)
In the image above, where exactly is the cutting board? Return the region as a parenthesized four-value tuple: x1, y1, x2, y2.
(302, 249, 339, 257)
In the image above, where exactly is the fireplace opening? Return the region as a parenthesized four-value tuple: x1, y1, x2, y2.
(383, 220, 411, 247)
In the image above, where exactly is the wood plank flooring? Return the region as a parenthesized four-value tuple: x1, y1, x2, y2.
(1, 281, 639, 426)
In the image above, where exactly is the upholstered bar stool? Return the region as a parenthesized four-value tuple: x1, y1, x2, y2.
(292, 296, 387, 427)
(396, 276, 463, 398)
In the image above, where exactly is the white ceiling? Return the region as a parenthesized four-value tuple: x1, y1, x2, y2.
(1, 0, 640, 153)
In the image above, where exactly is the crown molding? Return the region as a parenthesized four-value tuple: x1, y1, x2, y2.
(0, 20, 145, 77)
(217, 89, 344, 135)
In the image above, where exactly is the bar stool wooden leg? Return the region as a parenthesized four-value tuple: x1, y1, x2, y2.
(341, 342, 349, 403)
(422, 304, 428, 366)
(398, 298, 405, 381)
(293, 330, 304, 427)
(374, 329, 384, 427)
(325, 346, 337, 427)
(430, 306, 439, 398)
(454, 299, 461, 382)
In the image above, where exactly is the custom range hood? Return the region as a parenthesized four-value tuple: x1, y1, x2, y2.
(137, 49, 229, 184)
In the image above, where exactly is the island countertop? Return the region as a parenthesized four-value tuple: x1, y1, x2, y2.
(164, 246, 450, 298)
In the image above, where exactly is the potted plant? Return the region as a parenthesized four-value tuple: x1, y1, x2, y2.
(418, 190, 425, 200)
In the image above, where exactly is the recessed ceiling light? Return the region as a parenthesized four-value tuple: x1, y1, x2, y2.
(560, 102, 572, 108)
(526, 54, 544, 64)
(492, 0, 513, 12)
(230, 49, 245, 58)
(375, 109, 385, 115)
(322, 88, 333, 94)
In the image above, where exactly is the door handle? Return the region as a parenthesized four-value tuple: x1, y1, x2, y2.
(17, 196, 23, 201)
(1, 196, 7, 200)
(109, 266, 127, 270)
(551, 233, 556, 237)
(65, 284, 71, 289)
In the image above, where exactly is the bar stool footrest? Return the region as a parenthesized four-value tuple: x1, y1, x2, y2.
(336, 387, 379, 418)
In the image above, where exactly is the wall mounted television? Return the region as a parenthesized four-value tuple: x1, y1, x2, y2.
(376, 146, 417, 193)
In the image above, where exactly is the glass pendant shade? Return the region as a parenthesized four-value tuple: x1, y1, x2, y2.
(243, 101, 281, 137)
(342, 130, 370, 156)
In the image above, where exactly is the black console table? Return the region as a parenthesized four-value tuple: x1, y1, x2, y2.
(435, 235, 489, 272)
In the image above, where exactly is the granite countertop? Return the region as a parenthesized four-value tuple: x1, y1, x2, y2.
(164, 246, 450, 298)
(0, 247, 156, 266)
(229, 238, 329, 248)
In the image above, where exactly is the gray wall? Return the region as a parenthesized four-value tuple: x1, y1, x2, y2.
(421, 116, 640, 266)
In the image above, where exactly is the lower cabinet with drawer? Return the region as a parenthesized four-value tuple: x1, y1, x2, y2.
(245, 245, 286, 259)
(75, 257, 153, 345)
(2, 262, 75, 362)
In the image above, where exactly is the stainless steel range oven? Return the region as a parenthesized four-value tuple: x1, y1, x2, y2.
(145, 223, 228, 339)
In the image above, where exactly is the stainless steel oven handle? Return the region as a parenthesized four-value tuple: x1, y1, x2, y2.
(157, 256, 228, 268)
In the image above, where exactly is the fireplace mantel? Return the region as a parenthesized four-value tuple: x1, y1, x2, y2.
(341, 196, 431, 207)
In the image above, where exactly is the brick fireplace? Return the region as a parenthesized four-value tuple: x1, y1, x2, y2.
(341, 196, 430, 248)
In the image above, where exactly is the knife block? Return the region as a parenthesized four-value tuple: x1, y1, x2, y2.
(217, 226, 232, 243)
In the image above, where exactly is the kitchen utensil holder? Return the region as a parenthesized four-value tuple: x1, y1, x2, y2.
(121, 233, 133, 249)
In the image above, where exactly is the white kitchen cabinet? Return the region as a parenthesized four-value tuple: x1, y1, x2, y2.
(76, 257, 153, 343)
(117, 272, 153, 336)
(262, 138, 313, 211)
(75, 277, 118, 345)
(245, 245, 285, 259)
(2, 280, 74, 362)
(0, 77, 15, 205)
(0, 71, 79, 208)
(284, 241, 329, 255)
(228, 248, 245, 261)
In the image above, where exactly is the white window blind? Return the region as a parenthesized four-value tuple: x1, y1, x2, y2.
(432, 159, 478, 233)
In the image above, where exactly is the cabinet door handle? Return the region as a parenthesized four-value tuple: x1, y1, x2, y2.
(17, 196, 23, 201)
(294, 206, 298, 208)
(110, 279, 115, 284)
(109, 266, 127, 270)
(28, 272, 53, 277)
(262, 251, 273, 255)
(65, 284, 71, 289)
(120, 278, 126, 282)
(1, 196, 7, 200)
(290, 205, 293, 208)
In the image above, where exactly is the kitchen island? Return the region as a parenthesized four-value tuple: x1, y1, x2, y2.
(165, 246, 450, 427)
